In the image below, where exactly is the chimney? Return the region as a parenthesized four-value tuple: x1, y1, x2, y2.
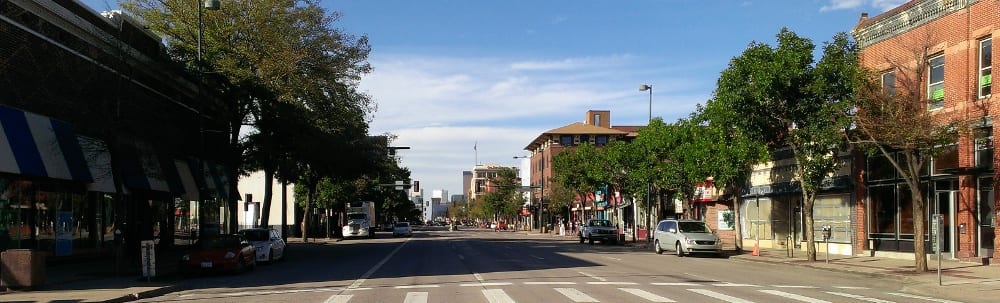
(859, 12, 868, 22)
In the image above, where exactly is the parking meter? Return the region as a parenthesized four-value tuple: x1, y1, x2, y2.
(821, 225, 832, 241)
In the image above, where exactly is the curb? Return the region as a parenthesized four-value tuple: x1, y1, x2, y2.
(103, 283, 191, 303)
(730, 254, 906, 281)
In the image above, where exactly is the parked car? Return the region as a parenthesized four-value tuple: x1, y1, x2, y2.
(380, 222, 394, 232)
(653, 219, 723, 257)
(237, 228, 286, 263)
(179, 234, 256, 275)
(579, 219, 618, 244)
(393, 222, 412, 237)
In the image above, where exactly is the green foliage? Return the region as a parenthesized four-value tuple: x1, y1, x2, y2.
(477, 167, 523, 219)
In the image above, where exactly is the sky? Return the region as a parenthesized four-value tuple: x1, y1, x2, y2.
(81, 0, 908, 199)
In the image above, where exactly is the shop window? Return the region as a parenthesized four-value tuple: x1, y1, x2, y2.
(868, 185, 897, 238)
(976, 126, 993, 168)
(932, 145, 958, 175)
(980, 37, 992, 99)
(595, 135, 608, 146)
(560, 135, 573, 146)
(814, 195, 851, 243)
(741, 197, 773, 240)
(866, 154, 895, 181)
(927, 54, 945, 110)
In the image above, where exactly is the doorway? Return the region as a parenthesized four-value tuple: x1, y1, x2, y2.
(978, 177, 995, 257)
(934, 179, 957, 258)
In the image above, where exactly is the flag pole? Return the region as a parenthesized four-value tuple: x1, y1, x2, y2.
(474, 141, 478, 165)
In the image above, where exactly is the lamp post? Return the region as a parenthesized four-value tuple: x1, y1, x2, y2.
(639, 84, 652, 242)
(196, 0, 220, 240)
(197, 0, 221, 63)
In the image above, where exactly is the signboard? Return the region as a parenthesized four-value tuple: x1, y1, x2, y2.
(931, 214, 943, 253)
(141, 240, 156, 278)
(717, 210, 734, 230)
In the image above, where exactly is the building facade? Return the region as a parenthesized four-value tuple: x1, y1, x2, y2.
(852, 0, 998, 260)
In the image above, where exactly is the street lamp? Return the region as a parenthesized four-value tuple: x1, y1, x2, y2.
(639, 83, 653, 242)
(197, 0, 221, 63)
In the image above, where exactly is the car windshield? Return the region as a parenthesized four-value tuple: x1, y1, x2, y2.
(239, 229, 269, 241)
(197, 236, 241, 249)
(678, 222, 711, 233)
(590, 220, 611, 227)
(395, 222, 409, 227)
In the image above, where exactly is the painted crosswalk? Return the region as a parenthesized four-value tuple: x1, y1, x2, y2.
(318, 285, 966, 303)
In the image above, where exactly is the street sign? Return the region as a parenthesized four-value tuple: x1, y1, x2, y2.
(931, 214, 943, 253)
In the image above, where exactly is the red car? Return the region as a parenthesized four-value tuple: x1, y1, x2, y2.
(179, 234, 256, 276)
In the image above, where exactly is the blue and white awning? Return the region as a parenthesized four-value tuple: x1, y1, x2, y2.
(0, 105, 92, 182)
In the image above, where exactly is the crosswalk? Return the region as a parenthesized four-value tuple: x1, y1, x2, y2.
(320, 285, 965, 303)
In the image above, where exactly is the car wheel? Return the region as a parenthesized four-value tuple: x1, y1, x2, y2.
(675, 242, 685, 257)
(579, 236, 584, 244)
(235, 256, 246, 273)
(654, 240, 663, 254)
(268, 248, 275, 263)
(588, 238, 594, 245)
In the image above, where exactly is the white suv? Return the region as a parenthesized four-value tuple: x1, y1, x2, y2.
(653, 219, 723, 257)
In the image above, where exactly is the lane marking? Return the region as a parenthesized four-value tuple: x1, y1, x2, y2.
(529, 254, 545, 260)
(524, 281, 577, 285)
(887, 292, 962, 303)
(688, 289, 756, 303)
(349, 236, 411, 289)
(834, 286, 870, 289)
(651, 282, 700, 286)
(461, 282, 513, 287)
(395, 285, 440, 289)
(605, 256, 622, 261)
(403, 292, 428, 303)
(577, 271, 607, 282)
(825, 292, 896, 303)
(183, 287, 343, 298)
(474, 272, 485, 282)
(483, 289, 516, 303)
(771, 285, 819, 289)
(759, 290, 831, 303)
(323, 294, 353, 303)
(587, 281, 639, 285)
(620, 288, 676, 302)
(713, 283, 759, 287)
(555, 288, 599, 303)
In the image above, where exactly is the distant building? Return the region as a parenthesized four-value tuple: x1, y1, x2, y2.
(463, 171, 472, 199)
(469, 164, 519, 201)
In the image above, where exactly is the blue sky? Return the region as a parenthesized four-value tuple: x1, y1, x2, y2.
(81, 0, 907, 199)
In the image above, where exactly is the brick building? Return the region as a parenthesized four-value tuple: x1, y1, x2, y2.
(852, 0, 997, 261)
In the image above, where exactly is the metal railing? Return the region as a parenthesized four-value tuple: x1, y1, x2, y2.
(853, 0, 978, 48)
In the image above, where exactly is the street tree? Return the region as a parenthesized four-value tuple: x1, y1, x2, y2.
(850, 33, 967, 272)
(709, 29, 856, 261)
(552, 143, 603, 220)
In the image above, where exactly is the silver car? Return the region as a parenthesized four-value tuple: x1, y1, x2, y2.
(237, 228, 286, 263)
(653, 219, 723, 257)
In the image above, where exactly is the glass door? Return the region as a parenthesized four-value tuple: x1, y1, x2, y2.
(979, 177, 995, 257)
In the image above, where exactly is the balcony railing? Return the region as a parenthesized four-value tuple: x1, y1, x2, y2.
(853, 0, 978, 48)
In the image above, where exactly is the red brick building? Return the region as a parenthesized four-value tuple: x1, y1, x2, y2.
(852, 0, 997, 261)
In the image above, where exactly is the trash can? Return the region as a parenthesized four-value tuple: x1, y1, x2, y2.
(1, 249, 46, 289)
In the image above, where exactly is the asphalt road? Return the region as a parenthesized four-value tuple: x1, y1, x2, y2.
(137, 227, 968, 303)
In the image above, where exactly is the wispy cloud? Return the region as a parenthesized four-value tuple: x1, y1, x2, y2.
(819, 0, 908, 12)
(362, 53, 712, 194)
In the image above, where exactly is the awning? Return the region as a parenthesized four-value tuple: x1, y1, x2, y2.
(175, 159, 200, 201)
(78, 136, 116, 193)
(120, 142, 182, 194)
(0, 104, 92, 182)
(200, 161, 233, 200)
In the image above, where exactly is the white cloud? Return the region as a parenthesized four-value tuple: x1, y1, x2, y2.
(819, 0, 907, 12)
(362, 53, 712, 195)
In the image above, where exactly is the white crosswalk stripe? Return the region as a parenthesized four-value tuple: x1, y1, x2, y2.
(826, 291, 897, 303)
(759, 290, 831, 303)
(403, 292, 428, 303)
(887, 292, 964, 303)
(688, 289, 756, 303)
(619, 288, 675, 302)
(555, 288, 600, 302)
(482, 289, 516, 303)
(323, 294, 353, 303)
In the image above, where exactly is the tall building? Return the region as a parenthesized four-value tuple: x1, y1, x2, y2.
(852, 0, 998, 261)
(462, 171, 473, 199)
(469, 164, 519, 201)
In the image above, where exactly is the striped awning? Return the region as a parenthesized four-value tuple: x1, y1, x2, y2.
(120, 142, 184, 194)
(201, 161, 232, 200)
(175, 159, 200, 201)
(78, 136, 116, 193)
(0, 104, 92, 182)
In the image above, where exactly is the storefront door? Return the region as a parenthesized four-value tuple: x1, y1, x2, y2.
(934, 189, 956, 258)
(979, 177, 995, 257)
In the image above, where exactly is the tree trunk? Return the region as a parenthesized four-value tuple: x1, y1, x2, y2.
(911, 185, 928, 272)
(260, 168, 274, 227)
(301, 182, 315, 243)
(732, 187, 743, 253)
(803, 192, 817, 262)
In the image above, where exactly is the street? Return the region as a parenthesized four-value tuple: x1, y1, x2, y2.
(137, 228, 968, 303)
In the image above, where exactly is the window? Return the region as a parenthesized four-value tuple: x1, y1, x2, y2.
(593, 114, 602, 127)
(980, 37, 992, 98)
(866, 155, 895, 181)
(869, 185, 897, 238)
(579, 134, 590, 144)
(595, 135, 608, 146)
(927, 55, 945, 110)
(932, 145, 959, 175)
(881, 70, 896, 96)
(559, 135, 572, 146)
(976, 126, 993, 168)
